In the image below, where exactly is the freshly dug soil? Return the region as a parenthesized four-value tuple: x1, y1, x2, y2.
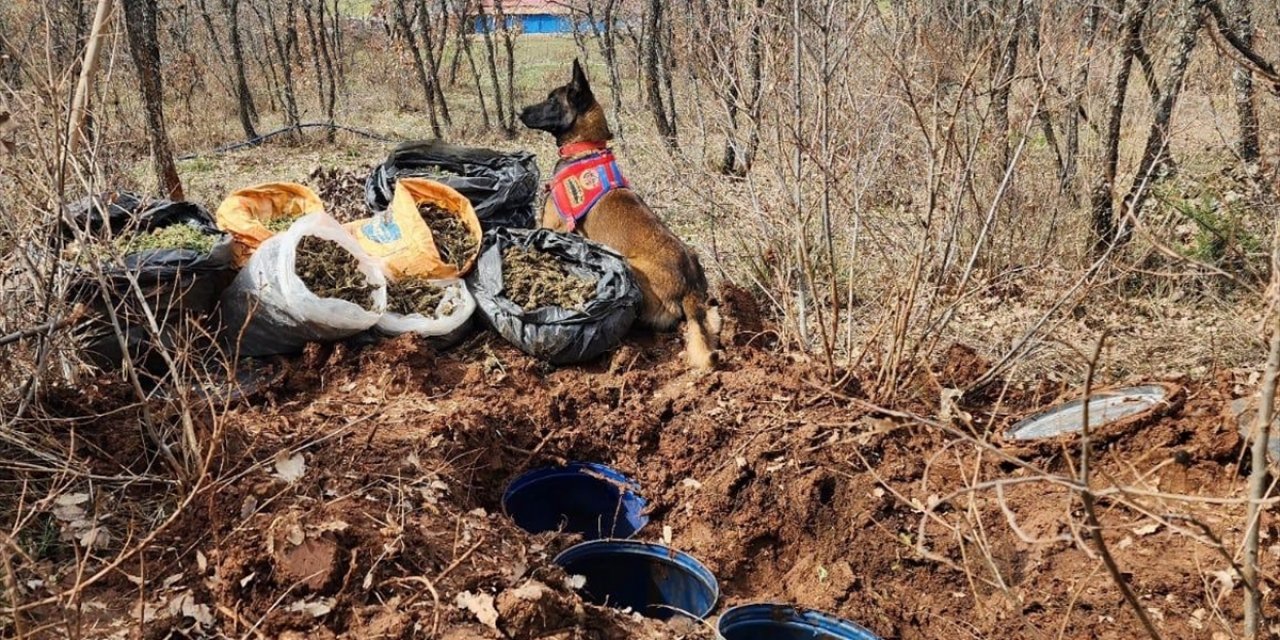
(294, 235, 375, 307)
(308, 166, 369, 223)
(386, 277, 453, 316)
(419, 203, 477, 268)
(112, 224, 215, 254)
(501, 246, 597, 311)
(264, 216, 301, 234)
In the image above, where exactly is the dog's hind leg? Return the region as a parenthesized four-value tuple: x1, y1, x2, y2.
(681, 293, 718, 370)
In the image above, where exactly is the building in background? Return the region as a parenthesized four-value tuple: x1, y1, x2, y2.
(476, 0, 573, 34)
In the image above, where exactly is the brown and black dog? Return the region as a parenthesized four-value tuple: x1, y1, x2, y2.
(519, 60, 721, 370)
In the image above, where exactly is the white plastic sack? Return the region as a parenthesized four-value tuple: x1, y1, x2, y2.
(375, 278, 476, 345)
(219, 212, 387, 356)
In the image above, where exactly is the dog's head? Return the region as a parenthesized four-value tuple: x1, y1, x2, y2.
(519, 59, 599, 138)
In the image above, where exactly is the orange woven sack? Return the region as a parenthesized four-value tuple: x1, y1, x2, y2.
(350, 177, 482, 279)
(215, 182, 324, 266)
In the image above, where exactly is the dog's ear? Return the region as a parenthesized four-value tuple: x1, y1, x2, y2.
(569, 59, 594, 107)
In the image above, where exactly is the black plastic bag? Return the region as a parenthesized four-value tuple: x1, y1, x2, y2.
(466, 228, 641, 365)
(366, 140, 541, 230)
(67, 194, 236, 373)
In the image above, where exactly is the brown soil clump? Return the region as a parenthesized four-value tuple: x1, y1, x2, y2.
(294, 235, 375, 307)
(501, 247, 597, 311)
(386, 277, 451, 316)
(419, 203, 477, 268)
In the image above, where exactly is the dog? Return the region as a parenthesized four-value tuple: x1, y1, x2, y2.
(519, 60, 721, 370)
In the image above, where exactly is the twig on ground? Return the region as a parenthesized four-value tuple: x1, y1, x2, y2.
(1076, 330, 1162, 640)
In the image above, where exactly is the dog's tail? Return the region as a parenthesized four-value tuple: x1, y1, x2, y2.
(681, 291, 720, 370)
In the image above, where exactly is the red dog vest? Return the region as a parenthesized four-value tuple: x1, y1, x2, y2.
(549, 142, 628, 232)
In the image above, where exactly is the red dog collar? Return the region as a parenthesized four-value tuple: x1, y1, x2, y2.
(548, 148, 628, 232)
(558, 140, 609, 158)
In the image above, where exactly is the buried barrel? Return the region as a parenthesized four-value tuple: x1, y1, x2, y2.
(717, 604, 881, 640)
(502, 463, 648, 540)
(553, 540, 718, 620)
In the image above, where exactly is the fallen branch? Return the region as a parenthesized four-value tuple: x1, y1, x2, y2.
(0, 304, 86, 348)
(1076, 330, 1163, 640)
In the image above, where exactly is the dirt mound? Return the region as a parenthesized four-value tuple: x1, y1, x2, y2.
(5, 305, 1266, 639)
(295, 235, 375, 306)
(501, 247, 597, 311)
(421, 203, 478, 268)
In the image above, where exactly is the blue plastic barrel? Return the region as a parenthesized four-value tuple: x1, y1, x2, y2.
(553, 540, 719, 620)
(502, 463, 648, 540)
(717, 604, 881, 640)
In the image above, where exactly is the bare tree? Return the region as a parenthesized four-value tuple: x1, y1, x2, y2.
(476, 2, 513, 135)
(1225, 0, 1260, 162)
(1089, 0, 1149, 254)
(414, 0, 451, 126)
(263, 0, 302, 130)
(121, 0, 184, 199)
(1118, 0, 1208, 243)
(643, 0, 676, 147)
(219, 0, 258, 140)
(990, 0, 1026, 175)
(493, 0, 518, 132)
(1061, 1, 1101, 195)
(394, 0, 443, 137)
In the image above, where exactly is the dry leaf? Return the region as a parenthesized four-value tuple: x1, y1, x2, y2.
(662, 525, 673, 545)
(455, 591, 499, 629)
(288, 597, 334, 618)
(1132, 523, 1160, 536)
(681, 478, 703, 490)
(273, 453, 307, 483)
(508, 581, 546, 601)
(196, 550, 208, 573)
(240, 495, 259, 519)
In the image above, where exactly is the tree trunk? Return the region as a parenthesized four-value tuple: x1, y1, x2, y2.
(1089, 0, 1147, 254)
(1118, 0, 1207, 244)
(195, 0, 230, 69)
(477, 3, 510, 134)
(394, 0, 443, 137)
(303, 0, 326, 110)
(991, 0, 1025, 175)
(249, 2, 284, 115)
(461, 13, 493, 129)
(1027, 0, 1065, 181)
(265, 0, 301, 129)
(1062, 2, 1101, 196)
(1226, 0, 1260, 162)
(121, 0, 183, 200)
(317, 0, 338, 138)
(494, 0, 518, 134)
(331, 0, 346, 86)
(221, 0, 258, 140)
(415, 0, 451, 126)
(67, 0, 114, 155)
(644, 0, 677, 148)
(744, 0, 764, 171)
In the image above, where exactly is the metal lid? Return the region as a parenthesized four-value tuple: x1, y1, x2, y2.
(1005, 384, 1173, 441)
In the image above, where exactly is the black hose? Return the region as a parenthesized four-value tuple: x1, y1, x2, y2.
(177, 122, 396, 160)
